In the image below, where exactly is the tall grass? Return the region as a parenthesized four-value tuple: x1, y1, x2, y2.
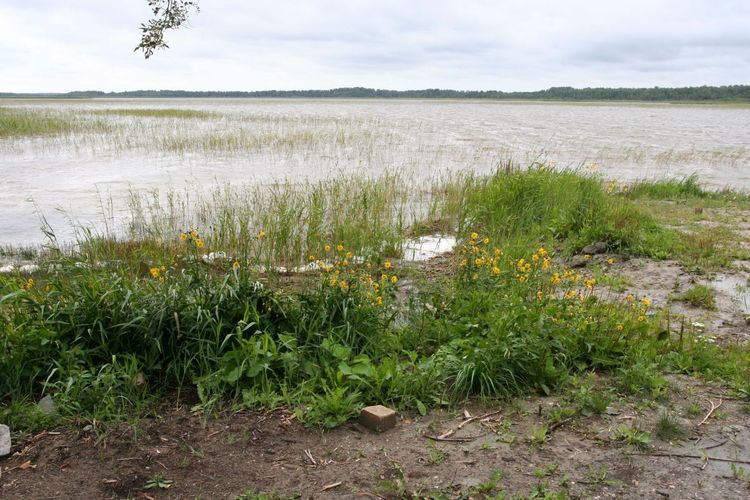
(90, 108, 217, 119)
(2, 166, 749, 430)
(0, 107, 77, 138)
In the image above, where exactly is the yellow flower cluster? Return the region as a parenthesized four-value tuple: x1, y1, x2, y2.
(314, 244, 397, 306)
(21, 277, 34, 290)
(180, 229, 204, 249)
(149, 265, 167, 284)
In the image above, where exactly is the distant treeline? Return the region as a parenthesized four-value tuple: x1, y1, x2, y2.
(2, 85, 749, 101)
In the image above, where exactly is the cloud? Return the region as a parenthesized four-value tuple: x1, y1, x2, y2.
(0, 0, 748, 92)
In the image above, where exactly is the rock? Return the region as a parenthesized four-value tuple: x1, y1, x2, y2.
(83, 424, 94, 433)
(0, 424, 10, 457)
(570, 255, 588, 268)
(0, 265, 14, 274)
(359, 405, 397, 432)
(582, 241, 608, 255)
(19, 264, 39, 274)
(38, 395, 58, 415)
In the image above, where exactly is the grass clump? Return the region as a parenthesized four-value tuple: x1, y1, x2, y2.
(673, 284, 717, 310)
(0, 107, 76, 138)
(461, 164, 676, 257)
(91, 108, 216, 119)
(653, 412, 687, 441)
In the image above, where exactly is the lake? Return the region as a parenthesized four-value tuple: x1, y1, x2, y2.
(1, 99, 748, 246)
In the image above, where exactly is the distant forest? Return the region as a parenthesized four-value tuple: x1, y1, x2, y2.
(2, 85, 749, 101)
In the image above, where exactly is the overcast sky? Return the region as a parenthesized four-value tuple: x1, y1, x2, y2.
(1, 0, 748, 92)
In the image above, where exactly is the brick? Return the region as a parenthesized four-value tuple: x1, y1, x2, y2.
(359, 405, 397, 432)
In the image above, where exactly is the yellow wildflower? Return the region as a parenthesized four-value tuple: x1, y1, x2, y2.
(190, 229, 198, 239)
(179, 232, 188, 241)
(345, 251, 353, 259)
(607, 258, 615, 264)
(232, 260, 240, 270)
(257, 230, 267, 239)
(324, 244, 331, 252)
(475, 258, 484, 266)
(149, 267, 160, 278)
(384, 261, 392, 269)
(381, 274, 388, 281)
(616, 324, 624, 331)
(537, 247, 547, 257)
(336, 244, 344, 252)
(585, 278, 596, 290)
(638, 315, 645, 322)
(492, 266, 500, 275)
(626, 294, 634, 302)
(391, 275, 398, 284)
(470, 232, 479, 240)
(483, 237, 490, 245)
(375, 296, 383, 306)
(641, 297, 651, 308)
(195, 238, 204, 249)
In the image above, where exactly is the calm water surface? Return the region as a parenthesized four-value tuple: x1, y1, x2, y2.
(1, 99, 748, 246)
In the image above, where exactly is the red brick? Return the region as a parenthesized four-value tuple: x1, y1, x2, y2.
(359, 405, 397, 432)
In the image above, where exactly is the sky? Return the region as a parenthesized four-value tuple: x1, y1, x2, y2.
(0, 0, 748, 92)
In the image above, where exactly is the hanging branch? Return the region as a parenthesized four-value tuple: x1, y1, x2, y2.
(135, 0, 200, 58)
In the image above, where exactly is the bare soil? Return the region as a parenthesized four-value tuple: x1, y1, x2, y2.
(1, 374, 749, 499)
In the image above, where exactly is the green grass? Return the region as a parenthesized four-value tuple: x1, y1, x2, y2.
(90, 108, 217, 119)
(0, 107, 76, 138)
(2, 165, 750, 434)
(673, 284, 717, 310)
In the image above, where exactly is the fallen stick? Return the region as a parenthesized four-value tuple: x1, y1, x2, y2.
(423, 433, 484, 443)
(548, 417, 573, 432)
(626, 452, 750, 466)
(322, 482, 342, 491)
(457, 409, 503, 430)
(437, 429, 455, 440)
(698, 399, 723, 426)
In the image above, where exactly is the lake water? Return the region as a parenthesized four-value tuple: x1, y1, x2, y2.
(1, 99, 749, 246)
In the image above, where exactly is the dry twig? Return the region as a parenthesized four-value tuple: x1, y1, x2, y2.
(698, 399, 723, 426)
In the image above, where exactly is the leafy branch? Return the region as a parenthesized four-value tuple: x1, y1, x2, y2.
(135, 0, 200, 59)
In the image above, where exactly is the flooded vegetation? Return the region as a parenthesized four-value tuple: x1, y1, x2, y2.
(1, 99, 750, 246)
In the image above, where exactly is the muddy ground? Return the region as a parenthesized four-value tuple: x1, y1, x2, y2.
(2, 204, 750, 499)
(1, 375, 749, 499)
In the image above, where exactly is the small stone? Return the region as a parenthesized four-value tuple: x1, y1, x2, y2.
(0, 424, 11, 457)
(582, 241, 608, 255)
(570, 255, 588, 268)
(83, 424, 94, 433)
(359, 405, 397, 432)
(38, 395, 58, 415)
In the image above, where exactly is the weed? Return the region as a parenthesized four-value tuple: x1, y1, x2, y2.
(673, 285, 717, 310)
(534, 463, 559, 478)
(615, 423, 652, 450)
(653, 412, 687, 441)
(144, 473, 173, 490)
(528, 425, 549, 447)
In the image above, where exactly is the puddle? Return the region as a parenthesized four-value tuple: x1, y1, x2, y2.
(712, 274, 750, 314)
(402, 234, 456, 262)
